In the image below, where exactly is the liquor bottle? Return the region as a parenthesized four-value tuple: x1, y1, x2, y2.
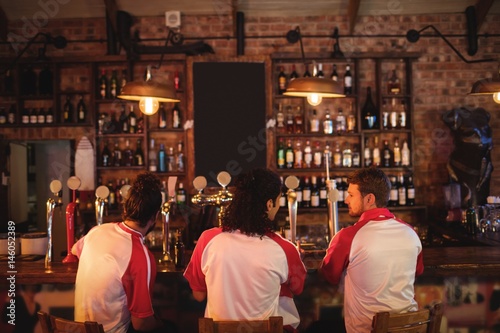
(389, 176, 398, 207)
(382, 140, 392, 167)
(77, 95, 87, 123)
(352, 144, 361, 167)
(148, 139, 157, 172)
(29, 108, 37, 124)
(303, 64, 311, 77)
(38, 64, 53, 95)
(302, 177, 311, 208)
(310, 109, 320, 133)
(342, 142, 352, 168)
(382, 99, 390, 130)
(319, 177, 328, 208)
(101, 141, 111, 167)
(63, 95, 74, 123)
(406, 175, 415, 206)
(45, 107, 54, 124)
(304, 140, 312, 168)
(119, 104, 128, 133)
(361, 87, 378, 130)
(276, 103, 285, 133)
(295, 178, 303, 208)
(330, 64, 338, 81)
(278, 66, 287, 94)
(176, 183, 187, 206)
(316, 63, 325, 78)
(134, 139, 144, 166)
(4, 69, 14, 94)
(160, 180, 167, 204)
(128, 105, 137, 133)
(158, 104, 167, 129)
(333, 141, 342, 168)
(7, 105, 16, 124)
(373, 136, 381, 167)
(0, 108, 6, 125)
(21, 65, 37, 95)
(21, 108, 29, 124)
(465, 203, 477, 235)
(277, 137, 285, 169)
(323, 109, 333, 134)
(99, 69, 108, 99)
(294, 106, 304, 134)
(364, 137, 372, 167)
(158, 144, 167, 172)
(324, 142, 332, 168)
(390, 98, 398, 129)
(285, 139, 294, 169)
(294, 140, 303, 169)
(336, 177, 346, 207)
(109, 70, 118, 98)
(393, 137, 401, 167)
(108, 181, 116, 210)
(112, 141, 122, 167)
(399, 100, 407, 129)
(397, 173, 407, 206)
(172, 103, 181, 129)
(290, 65, 299, 81)
(176, 141, 185, 172)
(310, 176, 320, 208)
(37, 108, 46, 124)
(401, 139, 411, 166)
(120, 69, 127, 91)
(286, 106, 294, 134)
(313, 141, 323, 168)
(279, 177, 287, 208)
(387, 69, 401, 95)
(336, 108, 346, 134)
(167, 147, 175, 172)
(115, 179, 123, 206)
(174, 71, 180, 91)
(344, 64, 353, 95)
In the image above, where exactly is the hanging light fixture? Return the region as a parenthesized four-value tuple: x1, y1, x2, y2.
(283, 26, 345, 105)
(117, 30, 181, 115)
(469, 66, 500, 104)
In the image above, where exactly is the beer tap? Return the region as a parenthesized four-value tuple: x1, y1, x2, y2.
(159, 177, 177, 264)
(62, 176, 81, 264)
(191, 171, 233, 227)
(94, 185, 110, 226)
(46, 180, 63, 268)
(284, 175, 300, 244)
(324, 150, 340, 241)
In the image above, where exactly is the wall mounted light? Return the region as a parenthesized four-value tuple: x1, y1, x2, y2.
(283, 26, 345, 105)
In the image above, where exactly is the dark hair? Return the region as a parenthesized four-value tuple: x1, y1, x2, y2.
(221, 168, 282, 236)
(122, 172, 162, 227)
(347, 167, 390, 207)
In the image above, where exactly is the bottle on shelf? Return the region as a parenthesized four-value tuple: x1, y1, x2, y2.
(0, 108, 6, 125)
(304, 140, 312, 168)
(167, 147, 175, 172)
(389, 175, 398, 207)
(107, 181, 116, 210)
(316, 63, 325, 78)
(128, 105, 137, 133)
(290, 65, 299, 81)
(330, 64, 338, 81)
(302, 177, 311, 208)
(344, 64, 353, 95)
(397, 173, 407, 206)
(406, 175, 415, 206)
(336, 107, 346, 135)
(110, 70, 118, 98)
(387, 69, 401, 95)
(309, 109, 320, 133)
(120, 69, 127, 91)
(99, 69, 108, 99)
(134, 139, 144, 167)
(174, 71, 181, 91)
(172, 103, 181, 129)
(390, 98, 398, 129)
(373, 136, 381, 167)
(279, 177, 287, 208)
(176, 141, 185, 172)
(342, 142, 353, 168)
(393, 137, 401, 167)
(158, 144, 166, 172)
(310, 176, 320, 208)
(465, 201, 478, 235)
(337, 177, 347, 207)
(276, 103, 285, 133)
(303, 64, 311, 77)
(29, 108, 37, 124)
(148, 139, 157, 172)
(347, 101, 356, 133)
(38, 64, 53, 95)
(361, 86, 378, 130)
(112, 141, 122, 167)
(119, 104, 129, 133)
(37, 108, 46, 124)
(45, 107, 54, 124)
(294, 106, 304, 134)
(324, 142, 332, 168)
(176, 183, 187, 206)
(401, 139, 411, 167)
(277, 137, 285, 169)
(77, 95, 87, 123)
(313, 141, 323, 168)
(295, 177, 303, 208)
(364, 137, 372, 167)
(63, 95, 74, 123)
(158, 104, 167, 129)
(323, 109, 333, 134)
(382, 99, 390, 130)
(101, 140, 111, 167)
(319, 177, 327, 208)
(285, 139, 294, 169)
(352, 144, 361, 167)
(7, 105, 16, 125)
(382, 140, 392, 168)
(294, 140, 303, 169)
(333, 141, 342, 168)
(278, 66, 287, 94)
(286, 106, 294, 134)
(399, 100, 407, 129)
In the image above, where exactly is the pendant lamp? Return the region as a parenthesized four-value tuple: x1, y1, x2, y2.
(469, 67, 500, 104)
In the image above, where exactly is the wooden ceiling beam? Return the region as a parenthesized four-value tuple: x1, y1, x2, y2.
(0, 5, 8, 42)
(103, 0, 119, 33)
(347, 0, 360, 34)
(474, 0, 493, 31)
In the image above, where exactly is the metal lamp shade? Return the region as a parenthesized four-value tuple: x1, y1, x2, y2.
(117, 80, 180, 102)
(469, 77, 500, 96)
(283, 77, 345, 98)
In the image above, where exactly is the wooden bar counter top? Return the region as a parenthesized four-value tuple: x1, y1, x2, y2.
(2, 246, 500, 285)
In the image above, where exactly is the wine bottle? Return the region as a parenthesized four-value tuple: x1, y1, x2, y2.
(364, 137, 372, 167)
(123, 139, 134, 166)
(158, 104, 167, 129)
(38, 64, 53, 95)
(361, 86, 379, 130)
(397, 173, 407, 206)
(99, 69, 108, 99)
(303, 140, 312, 168)
(172, 103, 181, 129)
(167, 146, 175, 172)
(176, 141, 185, 172)
(382, 140, 392, 167)
(278, 66, 287, 94)
(393, 137, 401, 167)
(389, 176, 398, 207)
(323, 109, 333, 134)
(387, 69, 401, 95)
(45, 107, 54, 124)
(101, 141, 111, 167)
(330, 64, 338, 81)
(302, 177, 311, 208)
(148, 139, 157, 172)
(294, 140, 303, 169)
(285, 139, 294, 169)
(128, 105, 137, 133)
(310, 176, 320, 208)
(63, 95, 74, 123)
(342, 142, 352, 168)
(37, 108, 46, 124)
(176, 183, 187, 206)
(107, 181, 116, 210)
(7, 105, 16, 124)
(336, 107, 346, 134)
(333, 141, 342, 167)
(401, 139, 411, 166)
(109, 70, 118, 98)
(313, 141, 323, 168)
(344, 64, 353, 95)
(29, 108, 37, 124)
(373, 136, 381, 167)
(309, 109, 320, 133)
(316, 63, 325, 78)
(158, 144, 167, 172)
(319, 177, 327, 208)
(119, 104, 128, 133)
(276, 137, 285, 169)
(77, 95, 87, 123)
(406, 175, 415, 206)
(303, 64, 311, 77)
(294, 106, 304, 134)
(112, 141, 122, 167)
(134, 140, 144, 167)
(290, 65, 299, 81)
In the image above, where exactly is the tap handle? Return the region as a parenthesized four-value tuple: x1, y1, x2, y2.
(217, 171, 231, 189)
(67, 176, 81, 202)
(284, 175, 299, 191)
(193, 176, 207, 192)
(95, 185, 110, 200)
(120, 184, 131, 200)
(49, 180, 62, 196)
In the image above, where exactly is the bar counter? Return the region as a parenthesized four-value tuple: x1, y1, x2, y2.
(3, 246, 500, 284)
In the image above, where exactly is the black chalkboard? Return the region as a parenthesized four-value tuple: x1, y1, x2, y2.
(193, 62, 267, 186)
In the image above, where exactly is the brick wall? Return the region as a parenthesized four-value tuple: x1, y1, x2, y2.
(2, 10, 499, 220)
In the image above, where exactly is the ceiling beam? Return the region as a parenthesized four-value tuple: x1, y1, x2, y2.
(347, 0, 360, 34)
(0, 5, 8, 41)
(103, 0, 119, 34)
(474, 0, 493, 31)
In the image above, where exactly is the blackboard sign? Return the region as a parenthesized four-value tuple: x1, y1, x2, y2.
(193, 62, 267, 186)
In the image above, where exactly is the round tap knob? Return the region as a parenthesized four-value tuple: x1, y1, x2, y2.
(217, 171, 231, 188)
(193, 176, 207, 192)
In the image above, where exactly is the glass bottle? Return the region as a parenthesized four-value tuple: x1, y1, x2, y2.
(290, 65, 299, 81)
(465, 203, 478, 235)
(313, 141, 323, 168)
(401, 139, 411, 166)
(276, 103, 285, 133)
(310, 109, 320, 133)
(344, 64, 353, 95)
(303, 64, 311, 77)
(134, 139, 144, 167)
(277, 137, 285, 169)
(364, 137, 372, 167)
(397, 173, 407, 206)
(286, 106, 294, 134)
(303, 140, 312, 168)
(45, 107, 54, 124)
(361, 86, 378, 130)
(158, 104, 167, 129)
(302, 177, 311, 208)
(387, 69, 401, 95)
(310, 176, 320, 208)
(319, 177, 328, 208)
(77, 95, 87, 123)
(101, 141, 111, 167)
(112, 141, 122, 167)
(336, 107, 346, 134)
(29, 108, 37, 124)
(294, 106, 304, 134)
(323, 109, 333, 134)
(399, 100, 407, 129)
(373, 136, 381, 167)
(406, 175, 415, 206)
(316, 63, 325, 78)
(382, 140, 392, 167)
(172, 103, 181, 129)
(119, 104, 128, 133)
(352, 145, 361, 168)
(63, 95, 74, 123)
(390, 98, 398, 129)
(176, 141, 185, 172)
(7, 105, 16, 124)
(167, 147, 175, 172)
(389, 176, 398, 207)
(158, 144, 166, 172)
(37, 108, 46, 124)
(342, 142, 352, 168)
(278, 66, 287, 94)
(99, 69, 108, 99)
(21, 108, 29, 124)
(109, 70, 118, 98)
(128, 105, 137, 133)
(330, 64, 338, 81)
(333, 142, 342, 168)
(176, 183, 187, 206)
(294, 140, 303, 169)
(393, 137, 401, 167)
(148, 139, 157, 172)
(285, 139, 294, 169)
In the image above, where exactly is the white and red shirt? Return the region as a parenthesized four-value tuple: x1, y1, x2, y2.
(72, 222, 156, 333)
(320, 208, 424, 333)
(183, 227, 306, 330)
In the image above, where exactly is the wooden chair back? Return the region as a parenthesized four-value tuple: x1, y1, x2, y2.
(199, 316, 283, 333)
(372, 302, 443, 333)
(38, 311, 105, 333)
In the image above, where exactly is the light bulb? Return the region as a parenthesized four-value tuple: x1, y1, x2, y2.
(493, 92, 500, 104)
(307, 93, 322, 106)
(139, 97, 159, 115)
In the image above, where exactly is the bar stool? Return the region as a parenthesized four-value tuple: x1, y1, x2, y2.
(371, 302, 443, 333)
(38, 311, 104, 333)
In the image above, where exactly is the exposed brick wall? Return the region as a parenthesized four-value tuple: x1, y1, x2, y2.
(1, 11, 499, 221)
